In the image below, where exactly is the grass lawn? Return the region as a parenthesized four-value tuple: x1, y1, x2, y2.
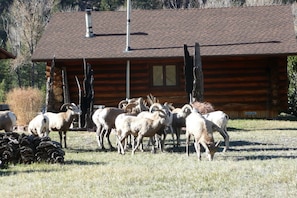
(1, 119, 297, 197)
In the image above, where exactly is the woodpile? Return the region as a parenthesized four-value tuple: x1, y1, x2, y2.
(0, 132, 65, 169)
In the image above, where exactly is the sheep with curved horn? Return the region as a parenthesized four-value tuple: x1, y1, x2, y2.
(44, 103, 81, 148)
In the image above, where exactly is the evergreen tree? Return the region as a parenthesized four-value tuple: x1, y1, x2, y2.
(288, 56, 297, 116)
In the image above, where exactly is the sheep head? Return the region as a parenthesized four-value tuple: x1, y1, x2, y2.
(153, 109, 171, 126)
(61, 103, 81, 115)
(207, 141, 221, 161)
(178, 104, 193, 118)
(118, 97, 148, 114)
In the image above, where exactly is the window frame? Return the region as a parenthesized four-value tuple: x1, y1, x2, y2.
(151, 64, 178, 88)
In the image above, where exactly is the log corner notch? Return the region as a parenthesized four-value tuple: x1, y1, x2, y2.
(45, 56, 56, 112)
(183, 43, 204, 103)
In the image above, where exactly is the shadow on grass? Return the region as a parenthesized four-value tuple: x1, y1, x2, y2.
(63, 160, 106, 166)
(230, 154, 297, 161)
(66, 147, 118, 153)
(0, 168, 60, 177)
(164, 139, 297, 161)
(227, 127, 297, 132)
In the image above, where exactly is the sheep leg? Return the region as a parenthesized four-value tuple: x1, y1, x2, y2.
(63, 131, 67, 148)
(124, 135, 132, 149)
(222, 127, 230, 152)
(132, 135, 142, 155)
(168, 126, 176, 147)
(100, 128, 106, 150)
(201, 141, 214, 161)
(214, 125, 229, 152)
(185, 132, 190, 156)
(160, 133, 165, 152)
(150, 136, 156, 153)
(193, 141, 201, 161)
(176, 127, 181, 147)
(95, 125, 103, 149)
(105, 129, 115, 150)
(117, 135, 126, 155)
(58, 131, 63, 148)
(156, 134, 163, 152)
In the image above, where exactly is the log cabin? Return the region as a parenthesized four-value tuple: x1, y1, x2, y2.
(32, 5, 297, 119)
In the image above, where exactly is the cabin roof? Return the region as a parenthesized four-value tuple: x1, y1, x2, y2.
(0, 48, 15, 59)
(32, 5, 297, 62)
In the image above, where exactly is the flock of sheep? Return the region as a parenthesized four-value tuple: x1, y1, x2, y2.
(92, 94, 230, 161)
(0, 94, 230, 161)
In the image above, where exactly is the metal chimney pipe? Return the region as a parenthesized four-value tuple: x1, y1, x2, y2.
(125, 0, 131, 52)
(85, 9, 94, 38)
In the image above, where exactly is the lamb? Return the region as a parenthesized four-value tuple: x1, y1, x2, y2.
(44, 103, 81, 148)
(203, 110, 230, 152)
(185, 109, 221, 161)
(115, 109, 170, 155)
(28, 114, 49, 138)
(0, 110, 17, 132)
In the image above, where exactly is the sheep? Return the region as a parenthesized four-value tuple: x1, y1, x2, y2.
(171, 104, 193, 147)
(203, 110, 230, 152)
(0, 110, 17, 132)
(115, 109, 170, 155)
(28, 114, 50, 138)
(185, 109, 221, 161)
(136, 104, 169, 152)
(148, 102, 176, 147)
(191, 101, 230, 152)
(44, 103, 81, 148)
(92, 107, 125, 150)
(92, 97, 148, 150)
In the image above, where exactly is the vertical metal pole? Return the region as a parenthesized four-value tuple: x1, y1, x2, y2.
(125, 0, 131, 52)
(126, 60, 130, 99)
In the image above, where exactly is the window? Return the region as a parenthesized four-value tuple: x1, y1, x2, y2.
(152, 65, 177, 87)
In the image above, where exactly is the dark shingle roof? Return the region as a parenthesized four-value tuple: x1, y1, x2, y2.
(32, 5, 297, 61)
(0, 48, 15, 59)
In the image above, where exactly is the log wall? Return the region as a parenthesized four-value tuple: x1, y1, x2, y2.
(46, 55, 288, 118)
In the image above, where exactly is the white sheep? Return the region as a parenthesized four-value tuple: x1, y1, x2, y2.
(92, 107, 125, 150)
(115, 109, 170, 155)
(44, 103, 81, 148)
(148, 102, 176, 148)
(136, 106, 168, 152)
(92, 98, 148, 150)
(185, 109, 221, 161)
(203, 110, 230, 152)
(28, 114, 49, 138)
(0, 110, 17, 132)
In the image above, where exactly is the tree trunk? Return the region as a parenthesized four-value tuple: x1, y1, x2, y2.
(192, 42, 204, 102)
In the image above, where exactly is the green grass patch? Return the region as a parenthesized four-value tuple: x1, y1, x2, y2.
(1, 119, 297, 197)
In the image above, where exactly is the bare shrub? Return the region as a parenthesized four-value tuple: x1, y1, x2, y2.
(191, 101, 215, 114)
(6, 87, 44, 126)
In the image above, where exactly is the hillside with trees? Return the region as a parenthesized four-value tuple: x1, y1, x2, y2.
(1, 0, 297, 115)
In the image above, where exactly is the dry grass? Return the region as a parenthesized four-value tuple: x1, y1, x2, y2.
(6, 87, 44, 125)
(1, 119, 297, 197)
